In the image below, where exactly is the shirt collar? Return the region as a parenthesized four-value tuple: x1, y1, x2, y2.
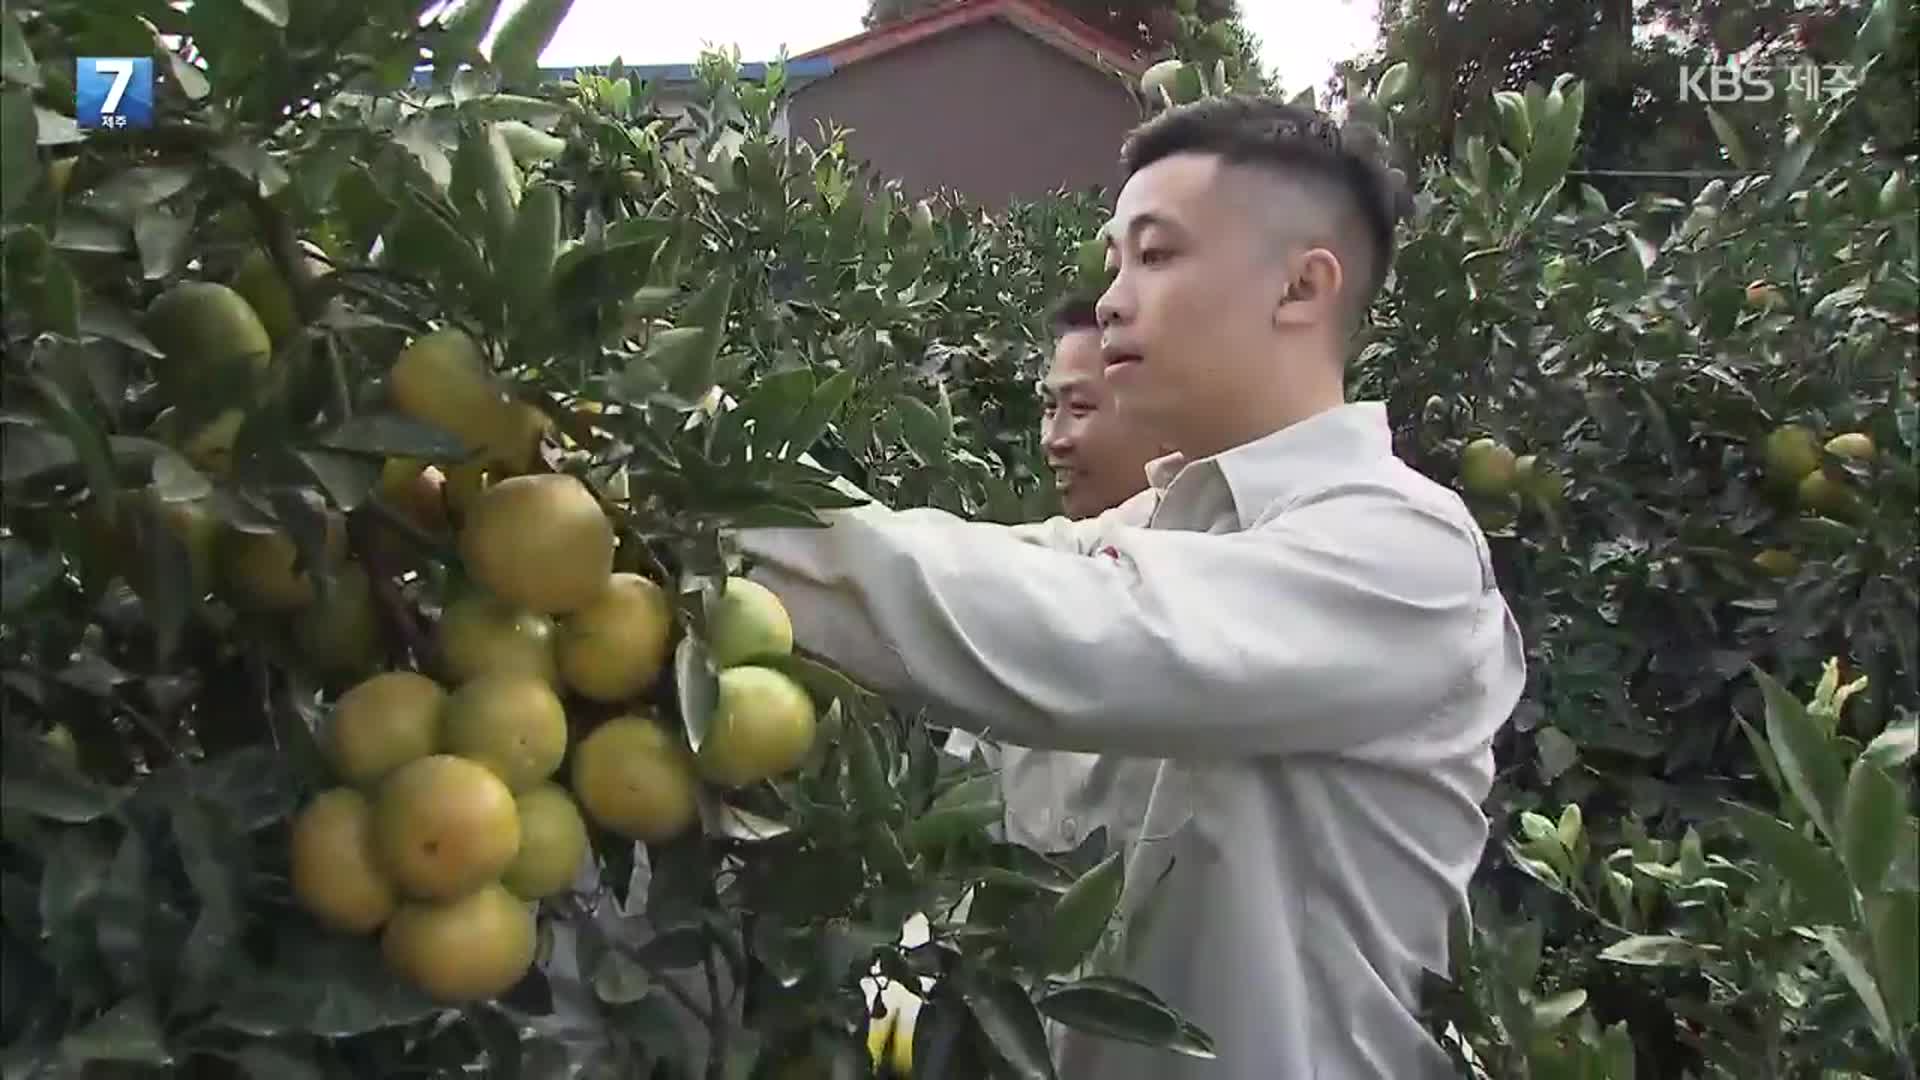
(1144, 402, 1395, 528)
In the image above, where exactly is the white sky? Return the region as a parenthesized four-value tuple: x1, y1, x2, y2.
(503, 1, 1381, 96)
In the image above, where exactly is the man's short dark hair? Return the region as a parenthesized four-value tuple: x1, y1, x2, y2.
(1118, 95, 1412, 324)
(1048, 296, 1100, 338)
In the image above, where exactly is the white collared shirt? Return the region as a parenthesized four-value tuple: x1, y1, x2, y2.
(737, 402, 1527, 1079)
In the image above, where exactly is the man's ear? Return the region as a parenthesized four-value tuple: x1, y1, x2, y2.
(1272, 247, 1345, 328)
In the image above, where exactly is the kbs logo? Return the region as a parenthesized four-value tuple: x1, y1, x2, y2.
(75, 57, 154, 130)
(1678, 61, 1857, 104)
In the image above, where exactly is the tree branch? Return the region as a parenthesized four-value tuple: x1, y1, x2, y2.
(346, 511, 431, 668)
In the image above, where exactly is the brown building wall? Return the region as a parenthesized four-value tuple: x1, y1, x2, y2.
(789, 21, 1140, 206)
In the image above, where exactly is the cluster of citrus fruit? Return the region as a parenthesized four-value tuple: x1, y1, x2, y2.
(1454, 436, 1566, 528)
(185, 320, 823, 1003)
(1748, 422, 1878, 576)
(288, 467, 818, 1000)
(1761, 422, 1876, 518)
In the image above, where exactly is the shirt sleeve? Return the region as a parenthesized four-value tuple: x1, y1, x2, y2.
(736, 484, 1494, 759)
(1005, 488, 1160, 554)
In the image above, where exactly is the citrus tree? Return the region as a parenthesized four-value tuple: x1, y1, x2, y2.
(0, 4, 1213, 1078)
(1328, 7, 1918, 1077)
(5, 0, 1916, 1077)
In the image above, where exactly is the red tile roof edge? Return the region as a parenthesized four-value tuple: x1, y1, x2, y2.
(796, 0, 1152, 79)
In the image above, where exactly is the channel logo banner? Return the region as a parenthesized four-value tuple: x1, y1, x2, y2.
(76, 57, 154, 130)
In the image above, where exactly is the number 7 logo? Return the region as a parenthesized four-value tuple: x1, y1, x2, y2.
(94, 59, 135, 113)
(76, 56, 154, 130)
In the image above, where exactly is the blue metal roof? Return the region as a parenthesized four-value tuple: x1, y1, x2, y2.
(410, 57, 834, 89)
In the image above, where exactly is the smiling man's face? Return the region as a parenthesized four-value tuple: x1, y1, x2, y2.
(1040, 326, 1160, 519)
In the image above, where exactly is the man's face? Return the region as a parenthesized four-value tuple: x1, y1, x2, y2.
(1040, 328, 1158, 519)
(1094, 153, 1297, 456)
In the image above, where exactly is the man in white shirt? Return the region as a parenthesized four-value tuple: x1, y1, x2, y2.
(735, 95, 1527, 1079)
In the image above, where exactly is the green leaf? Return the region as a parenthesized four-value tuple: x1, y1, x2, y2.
(1536, 726, 1577, 780)
(504, 180, 561, 319)
(436, 0, 505, 71)
(210, 140, 291, 198)
(171, 797, 244, 1002)
(782, 369, 857, 460)
(35, 105, 80, 145)
(28, 375, 118, 512)
(7, 229, 83, 337)
(0, 89, 36, 218)
(451, 122, 519, 264)
(1839, 760, 1903, 895)
(315, 412, 472, 462)
(53, 213, 131, 255)
(904, 799, 1004, 854)
(1, 13, 38, 87)
(1765, 127, 1819, 207)
(1736, 714, 1786, 802)
(294, 450, 380, 513)
(1, 735, 123, 822)
(675, 636, 719, 752)
(1866, 890, 1918, 1031)
(1598, 1020, 1636, 1079)
(217, 923, 439, 1038)
(662, 272, 733, 401)
(193, 746, 301, 830)
(701, 798, 791, 843)
(488, 0, 576, 86)
(59, 996, 172, 1066)
(1598, 935, 1698, 967)
(223, 1045, 325, 1080)
(148, 441, 213, 495)
(1519, 810, 1557, 845)
(1041, 850, 1125, 974)
(1861, 713, 1917, 770)
(725, 368, 804, 455)
(1853, 0, 1897, 61)
(1530, 988, 1588, 1030)
(753, 652, 866, 711)
(864, 821, 915, 886)
(1493, 90, 1531, 153)
(133, 206, 193, 281)
(1519, 79, 1583, 207)
(130, 495, 195, 659)
(845, 714, 894, 820)
(1374, 61, 1412, 107)
(962, 974, 1055, 1080)
(1, 538, 62, 613)
(1754, 666, 1845, 846)
(163, 47, 210, 100)
(386, 193, 490, 302)
(1556, 804, 1584, 853)
(238, 0, 289, 27)
(1819, 928, 1896, 1050)
(929, 772, 1002, 815)
(1705, 107, 1751, 170)
(1724, 801, 1855, 925)
(894, 395, 948, 465)
(1036, 976, 1215, 1058)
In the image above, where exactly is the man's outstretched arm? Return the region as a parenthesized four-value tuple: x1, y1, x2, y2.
(737, 485, 1496, 759)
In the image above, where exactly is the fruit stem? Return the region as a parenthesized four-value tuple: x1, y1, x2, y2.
(324, 336, 354, 422)
(345, 512, 431, 667)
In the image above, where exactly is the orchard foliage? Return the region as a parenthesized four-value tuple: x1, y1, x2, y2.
(0, 4, 1191, 1078)
(0, 1, 1915, 1080)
